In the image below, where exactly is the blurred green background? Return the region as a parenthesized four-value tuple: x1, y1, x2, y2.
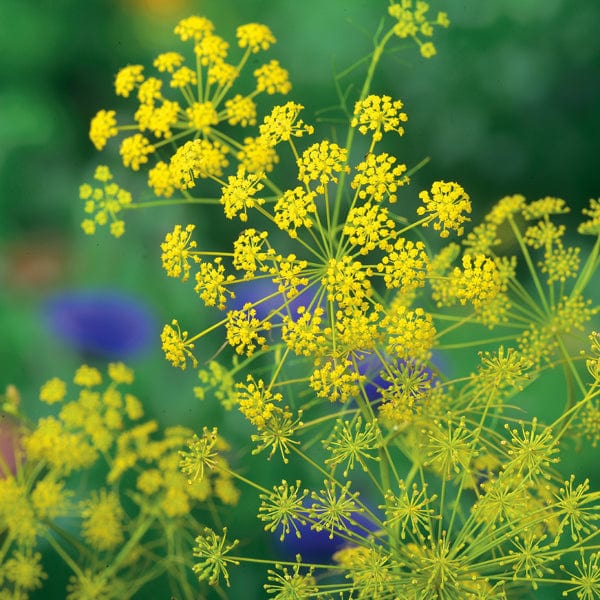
(1, 0, 599, 597)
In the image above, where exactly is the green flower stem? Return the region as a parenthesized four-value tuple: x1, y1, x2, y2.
(331, 26, 396, 230)
(126, 197, 221, 209)
(508, 215, 550, 316)
(574, 235, 600, 297)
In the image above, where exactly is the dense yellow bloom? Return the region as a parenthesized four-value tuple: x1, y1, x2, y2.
(0, 477, 38, 543)
(522, 196, 569, 220)
(417, 180, 471, 237)
(225, 94, 257, 127)
(80, 488, 125, 551)
(108, 362, 134, 384)
(161, 223, 199, 281)
(31, 476, 72, 519)
(323, 256, 371, 308)
(351, 152, 408, 202)
(310, 359, 363, 404)
(194, 34, 229, 66)
(174, 15, 214, 42)
(194, 258, 235, 309)
(452, 253, 501, 308)
(23, 416, 98, 475)
(39, 377, 67, 404)
(236, 376, 282, 429)
(259, 101, 313, 145)
(137, 76, 162, 104)
(232, 228, 271, 278)
(220, 168, 265, 221)
(383, 305, 436, 362)
(170, 65, 197, 87)
(237, 135, 279, 173)
(351, 95, 408, 141)
(486, 193, 526, 225)
(153, 51, 184, 72)
(114, 64, 144, 97)
(344, 202, 396, 254)
(186, 101, 219, 133)
(282, 307, 326, 357)
(148, 161, 175, 197)
(226, 306, 271, 356)
(254, 59, 291, 94)
(74, 365, 102, 387)
(236, 23, 276, 53)
(3, 549, 46, 591)
(377, 238, 429, 291)
(297, 140, 350, 194)
(161, 319, 198, 369)
(169, 139, 229, 188)
(120, 133, 155, 171)
(89, 109, 118, 150)
(274, 187, 316, 237)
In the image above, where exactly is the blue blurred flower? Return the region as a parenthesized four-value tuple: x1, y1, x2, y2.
(354, 352, 440, 405)
(230, 279, 321, 323)
(43, 289, 156, 360)
(275, 507, 379, 564)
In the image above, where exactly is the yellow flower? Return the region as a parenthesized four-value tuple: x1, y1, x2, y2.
(226, 305, 271, 356)
(452, 253, 501, 308)
(259, 102, 313, 145)
(148, 161, 175, 198)
(89, 109, 118, 150)
(297, 140, 350, 194)
(80, 489, 125, 551)
(323, 256, 371, 308)
(236, 23, 276, 53)
(114, 64, 144, 97)
(108, 362, 134, 384)
(232, 228, 271, 278)
(351, 95, 408, 142)
(225, 94, 257, 127)
(39, 377, 67, 404)
(161, 319, 198, 369)
(153, 51, 184, 73)
(161, 223, 199, 281)
(194, 258, 235, 309)
(377, 238, 429, 292)
(194, 34, 229, 66)
(220, 168, 265, 221)
(31, 476, 72, 519)
(344, 202, 396, 254)
(3, 550, 47, 591)
(186, 101, 219, 133)
(274, 187, 317, 237)
(383, 305, 436, 362)
(351, 152, 408, 203)
(237, 135, 279, 173)
(417, 180, 471, 237)
(174, 15, 214, 42)
(119, 133, 155, 170)
(73, 365, 102, 388)
(254, 59, 291, 95)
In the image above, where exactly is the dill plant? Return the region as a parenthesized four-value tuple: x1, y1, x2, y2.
(2, 2, 600, 599)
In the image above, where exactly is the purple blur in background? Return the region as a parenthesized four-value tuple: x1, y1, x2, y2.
(43, 289, 156, 360)
(354, 352, 440, 405)
(230, 279, 321, 322)
(275, 505, 380, 564)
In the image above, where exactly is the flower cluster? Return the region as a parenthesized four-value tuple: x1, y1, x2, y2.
(16, 3, 600, 599)
(0, 364, 238, 599)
